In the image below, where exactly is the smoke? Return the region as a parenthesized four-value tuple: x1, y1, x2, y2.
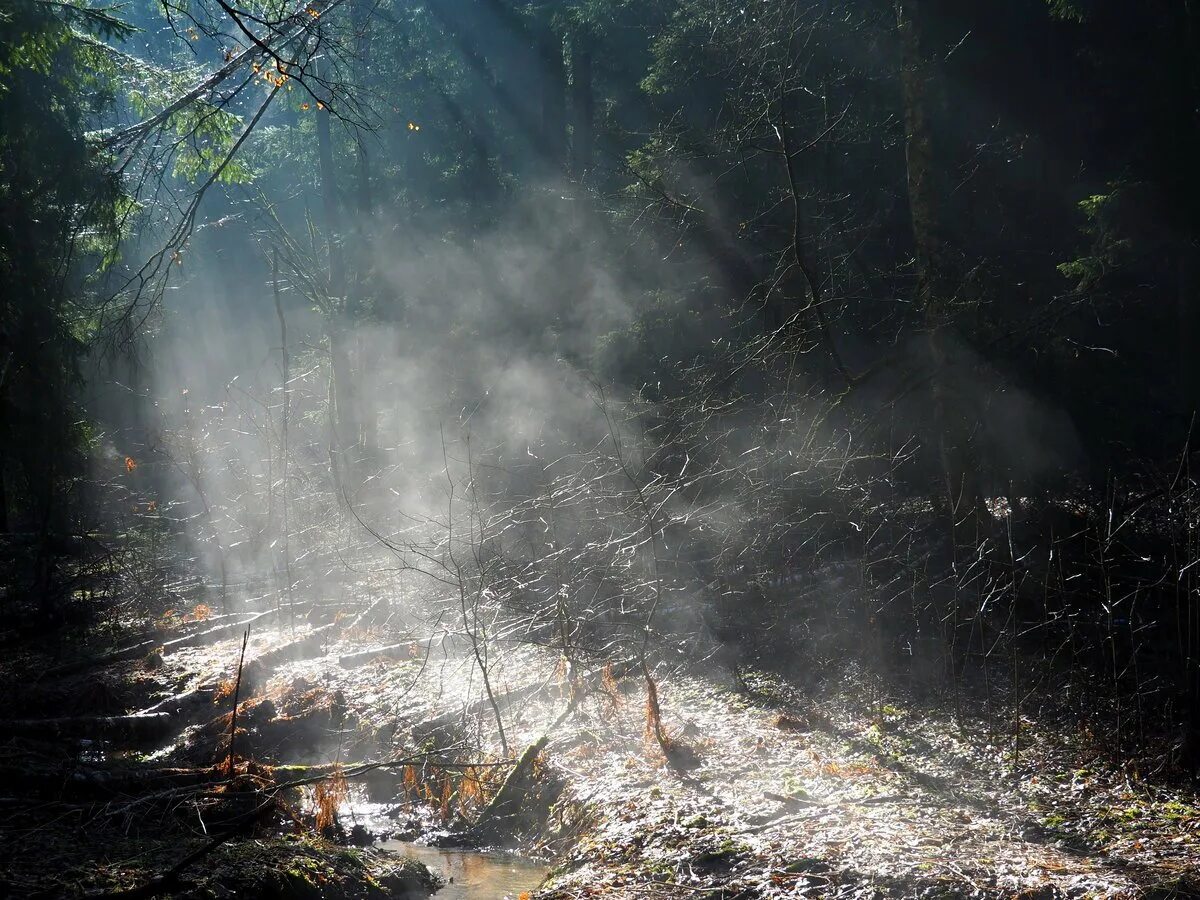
(84, 183, 661, 620)
(90, 150, 1086, 705)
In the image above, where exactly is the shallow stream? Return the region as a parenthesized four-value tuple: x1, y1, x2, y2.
(380, 840, 547, 900)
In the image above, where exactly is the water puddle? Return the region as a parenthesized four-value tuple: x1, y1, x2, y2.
(380, 840, 546, 900)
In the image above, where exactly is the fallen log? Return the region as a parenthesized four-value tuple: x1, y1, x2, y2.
(44, 606, 307, 679)
(4, 595, 386, 754)
(0, 712, 174, 743)
(3, 621, 341, 746)
(470, 735, 549, 840)
(413, 682, 548, 744)
(7, 765, 228, 799)
(238, 621, 336, 689)
(12, 751, 481, 802)
(338, 643, 414, 668)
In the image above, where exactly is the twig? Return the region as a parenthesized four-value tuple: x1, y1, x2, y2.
(226, 626, 250, 779)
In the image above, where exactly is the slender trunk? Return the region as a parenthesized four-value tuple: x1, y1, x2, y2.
(353, 0, 378, 455)
(353, 0, 374, 239)
(1179, 241, 1200, 414)
(1177, 2, 1200, 418)
(226, 627, 250, 779)
(569, 31, 594, 181)
(538, 23, 567, 173)
(0, 406, 9, 534)
(356, 144, 372, 225)
(897, 0, 980, 519)
(0, 463, 8, 534)
(326, 344, 346, 506)
(0, 342, 10, 533)
(775, 97, 848, 382)
(272, 250, 294, 624)
(314, 59, 359, 474)
(328, 328, 359, 466)
(315, 71, 343, 293)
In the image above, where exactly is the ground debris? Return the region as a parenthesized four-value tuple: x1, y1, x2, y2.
(1, 827, 439, 899)
(520, 664, 1200, 899)
(6, 615, 1199, 900)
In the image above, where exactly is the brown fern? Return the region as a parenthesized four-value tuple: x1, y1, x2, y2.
(312, 764, 348, 831)
(601, 661, 624, 714)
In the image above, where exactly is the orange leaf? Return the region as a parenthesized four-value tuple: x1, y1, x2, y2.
(125, 456, 137, 473)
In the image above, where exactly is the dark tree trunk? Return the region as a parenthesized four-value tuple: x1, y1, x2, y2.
(0, 399, 9, 534)
(315, 69, 343, 293)
(329, 329, 359, 460)
(353, 0, 378, 454)
(1180, 242, 1200, 416)
(569, 31, 594, 181)
(314, 60, 360, 482)
(353, 0, 374, 227)
(538, 23, 567, 173)
(897, 0, 982, 520)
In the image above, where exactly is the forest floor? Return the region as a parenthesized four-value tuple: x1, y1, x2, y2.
(3, 592, 1199, 899)
(301, 639, 1200, 900)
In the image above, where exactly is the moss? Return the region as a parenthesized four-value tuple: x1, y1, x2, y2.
(175, 836, 438, 899)
(1158, 800, 1197, 823)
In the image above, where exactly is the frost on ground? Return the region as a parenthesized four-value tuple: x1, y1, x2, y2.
(7, 604, 1195, 900)
(270, 631, 1200, 900)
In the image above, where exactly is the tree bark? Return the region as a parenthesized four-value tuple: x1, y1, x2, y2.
(1179, 241, 1200, 415)
(897, 0, 981, 520)
(328, 328, 360, 459)
(569, 31, 594, 181)
(315, 63, 343, 293)
(470, 735, 548, 839)
(314, 57, 360, 480)
(538, 22, 567, 174)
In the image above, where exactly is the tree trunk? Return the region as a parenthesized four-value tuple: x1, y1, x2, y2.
(471, 735, 548, 840)
(897, 0, 981, 520)
(0, 410, 9, 534)
(1179, 241, 1200, 415)
(569, 31, 594, 181)
(314, 61, 360, 475)
(328, 328, 359, 464)
(353, 0, 374, 231)
(353, 0, 378, 455)
(315, 65, 343, 294)
(538, 23, 567, 174)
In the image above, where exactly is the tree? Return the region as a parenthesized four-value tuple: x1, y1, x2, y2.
(0, 0, 125, 539)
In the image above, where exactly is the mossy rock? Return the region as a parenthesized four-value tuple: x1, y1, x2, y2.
(197, 837, 440, 899)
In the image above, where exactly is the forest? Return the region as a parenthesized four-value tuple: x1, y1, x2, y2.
(2, 0, 1200, 897)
